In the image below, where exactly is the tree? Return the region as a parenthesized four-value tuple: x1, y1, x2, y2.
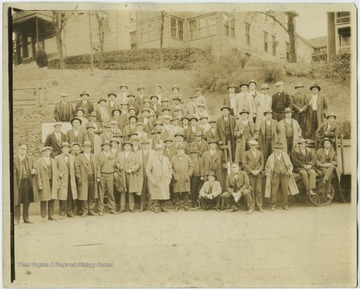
(51, 11, 72, 69)
(159, 11, 166, 69)
(95, 12, 107, 69)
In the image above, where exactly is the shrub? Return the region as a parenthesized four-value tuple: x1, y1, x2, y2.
(310, 53, 351, 82)
(35, 49, 48, 68)
(285, 63, 311, 77)
(48, 59, 60, 69)
(339, 120, 351, 139)
(260, 64, 285, 83)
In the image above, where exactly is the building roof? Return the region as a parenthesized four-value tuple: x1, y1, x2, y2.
(306, 36, 328, 48)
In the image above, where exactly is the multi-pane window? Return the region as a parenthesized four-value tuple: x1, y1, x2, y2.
(140, 19, 160, 43)
(271, 35, 276, 55)
(264, 31, 269, 52)
(189, 14, 217, 40)
(171, 17, 184, 40)
(245, 23, 250, 44)
(223, 14, 235, 38)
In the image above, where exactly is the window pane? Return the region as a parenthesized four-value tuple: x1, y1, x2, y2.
(208, 15, 217, 26)
(199, 17, 206, 28)
(199, 27, 207, 38)
(171, 28, 176, 38)
(178, 20, 183, 31)
(171, 17, 176, 28)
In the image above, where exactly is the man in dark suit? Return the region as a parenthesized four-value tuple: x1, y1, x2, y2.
(216, 106, 236, 161)
(243, 140, 264, 212)
(44, 123, 67, 158)
(54, 93, 74, 122)
(221, 163, 254, 214)
(258, 110, 278, 163)
(14, 143, 37, 225)
(75, 90, 94, 118)
(188, 131, 209, 158)
(271, 82, 292, 122)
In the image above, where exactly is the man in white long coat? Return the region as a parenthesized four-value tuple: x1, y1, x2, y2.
(146, 144, 172, 213)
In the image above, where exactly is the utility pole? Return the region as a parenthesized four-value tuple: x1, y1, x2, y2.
(88, 12, 94, 72)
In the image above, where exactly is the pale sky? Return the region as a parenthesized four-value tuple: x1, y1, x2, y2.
(296, 8, 327, 39)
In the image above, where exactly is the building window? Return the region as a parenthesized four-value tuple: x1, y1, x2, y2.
(171, 17, 184, 40)
(245, 23, 250, 44)
(130, 31, 137, 49)
(140, 19, 160, 43)
(129, 11, 136, 22)
(264, 31, 269, 52)
(271, 35, 276, 55)
(223, 14, 235, 38)
(336, 11, 350, 24)
(286, 42, 290, 60)
(189, 14, 217, 40)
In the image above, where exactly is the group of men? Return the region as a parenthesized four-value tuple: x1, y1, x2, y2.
(13, 81, 341, 224)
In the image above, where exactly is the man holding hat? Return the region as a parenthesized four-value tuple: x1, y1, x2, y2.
(271, 82, 292, 122)
(75, 91, 94, 118)
(14, 143, 37, 225)
(116, 141, 141, 213)
(315, 113, 338, 149)
(84, 122, 102, 154)
(199, 171, 222, 211)
(146, 144, 172, 213)
(67, 118, 85, 145)
(216, 106, 236, 161)
(221, 162, 254, 214)
(74, 141, 101, 217)
(97, 141, 117, 215)
(171, 144, 194, 211)
(234, 110, 255, 165)
(265, 142, 299, 211)
(243, 139, 265, 212)
(258, 110, 278, 162)
(291, 138, 316, 197)
(291, 83, 308, 133)
(55, 142, 78, 218)
(35, 146, 59, 221)
(277, 108, 302, 155)
(224, 84, 237, 115)
(306, 83, 328, 139)
(44, 123, 67, 159)
(54, 93, 74, 122)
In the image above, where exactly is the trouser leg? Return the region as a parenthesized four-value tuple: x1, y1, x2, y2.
(286, 137, 293, 155)
(322, 165, 335, 182)
(271, 174, 281, 206)
(221, 191, 236, 207)
(14, 205, 20, 222)
(298, 169, 309, 191)
(140, 176, 147, 209)
(242, 189, 254, 209)
(280, 175, 289, 206)
(173, 193, 181, 206)
(40, 201, 47, 217)
(182, 192, 190, 207)
(48, 199, 55, 218)
(106, 175, 115, 211)
(249, 175, 262, 209)
(59, 200, 67, 216)
(128, 192, 135, 211)
(66, 188, 74, 215)
(120, 192, 126, 211)
(308, 169, 316, 189)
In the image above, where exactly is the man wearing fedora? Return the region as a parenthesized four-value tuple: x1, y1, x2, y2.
(74, 141, 101, 217)
(188, 131, 209, 158)
(106, 92, 119, 115)
(265, 142, 299, 211)
(271, 82, 292, 122)
(55, 142, 78, 218)
(171, 144, 194, 211)
(88, 111, 101, 131)
(291, 83, 308, 134)
(315, 113, 338, 150)
(204, 119, 220, 142)
(117, 84, 129, 104)
(291, 138, 316, 197)
(234, 110, 255, 165)
(235, 83, 251, 116)
(277, 108, 302, 155)
(74, 108, 89, 130)
(135, 86, 146, 108)
(224, 84, 237, 115)
(199, 171, 222, 211)
(35, 146, 59, 221)
(84, 123, 102, 154)
(100, 122, 113, 144)
(54, 93, 74, 122)
(221, 163, 254, 214)
(97, 141, 117, 215)
(189, 148, 203, 209)
(195, 87, 207, 109)
(116, 141, 141, 213)
(96, 98, 111, 124)
(248, 80, 261, 124)
(14, 143, 37, 225)
(185, 116, 201, 143)
(44, 123, 67, 159)
(258, 110, 278, 162)
(243, 139, 265, 212)
(216, 106, 236, 161)
(256, 84, 272, 129)
(305, 83, 328, 139)
(146, 144, 173, 213)
(185, 95, 199, 117)
(170, 85, 182, 104)
(154, 84, 163, 103)
(67, 118, 86, 145)
(75, 91, 94, 118)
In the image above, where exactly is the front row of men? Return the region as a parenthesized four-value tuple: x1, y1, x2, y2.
(14, 136, 340, 223)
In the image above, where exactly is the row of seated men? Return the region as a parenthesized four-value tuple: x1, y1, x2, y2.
(14, 133, 340, 224)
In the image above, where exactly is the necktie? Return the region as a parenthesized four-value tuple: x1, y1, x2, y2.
(209, 182, 213, 194)
(65, 155, 68, 163)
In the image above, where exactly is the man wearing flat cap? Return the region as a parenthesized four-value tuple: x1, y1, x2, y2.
(55, 142, 78, 219)
(14, 143, 37, 225)
(75, 91, 94, 118)
(305, 83, 328, 139)
(248, 80, 261, 124)
(54, 93, 74, 122)
(291, 83, 308, 134)
(35, 146, 59, 221)
(44, 123, 67, 159)
(271, 82, 292, 122)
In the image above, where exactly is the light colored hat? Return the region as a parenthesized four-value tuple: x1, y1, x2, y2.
(53, 122, 62, 128)
(275, 82, 284, 87)
(83, 141, 92, 148)
(40, 146, 53, 152)
(61, 142, 70, 148)
(248, 139, 258, 146)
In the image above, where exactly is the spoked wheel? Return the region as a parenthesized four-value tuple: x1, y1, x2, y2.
(238, 195, 248, 210)
(309, 179, 334, 206)
(294, 178, 307, 203)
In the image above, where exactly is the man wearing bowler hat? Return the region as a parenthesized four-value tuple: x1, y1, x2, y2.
(14, 143, 37, 225)
(277, 108, 302, 155)
(265, 142, 298, 211)
(305, 83, 328, 139)
(75, 90, 94, 117)
(89, 111, 101, 131)
(75, 141, 101, 217)
(189, 131, 209, 158)
(54, 92, 74, 122)
(199, 171, 222, 211)
(271, 82, 292, 122)
(55, 142, 78, 219)
(44, 122, 67, 159)
(258, 110, 278, 162)
(35, 146, 59, 221)
(84, 122, 102, 154)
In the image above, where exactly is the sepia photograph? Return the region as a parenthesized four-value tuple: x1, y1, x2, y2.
(2, 2, 357, 287)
